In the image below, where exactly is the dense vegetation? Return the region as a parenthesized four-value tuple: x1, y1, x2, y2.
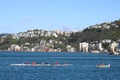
(0, 34, 67, 50)
(67, 20, 120, 44)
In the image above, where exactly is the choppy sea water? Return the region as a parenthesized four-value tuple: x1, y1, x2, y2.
(0, 51, 120, 80)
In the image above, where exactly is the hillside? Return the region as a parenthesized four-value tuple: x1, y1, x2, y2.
(68, 19, 120, 44)
(0, 19, 120, 51)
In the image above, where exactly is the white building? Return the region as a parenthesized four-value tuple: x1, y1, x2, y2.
(109, 41, 118, 54)
(66, 45, 75, 52)
(98, 42, 103, 51)
(79, 42, 89, 52)
(67, 45, 72, 52)
(10, 44, 21, 51)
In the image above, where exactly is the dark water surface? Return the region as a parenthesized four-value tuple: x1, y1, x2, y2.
(0, 51, 120, 80)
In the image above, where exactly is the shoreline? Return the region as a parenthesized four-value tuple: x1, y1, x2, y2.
(0, 50, 119, 55)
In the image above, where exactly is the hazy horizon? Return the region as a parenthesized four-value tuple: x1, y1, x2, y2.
(0, 0, 120, 33)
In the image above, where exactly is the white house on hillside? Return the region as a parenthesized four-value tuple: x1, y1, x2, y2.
(79, 42, 89, 52)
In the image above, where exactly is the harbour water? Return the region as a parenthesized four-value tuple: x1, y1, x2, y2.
(0, 51, 120, 80)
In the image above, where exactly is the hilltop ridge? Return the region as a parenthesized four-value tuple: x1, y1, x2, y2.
(68, 19, 120, 43)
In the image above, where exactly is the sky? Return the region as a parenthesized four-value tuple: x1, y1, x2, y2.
(0, 0, 120, 33)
